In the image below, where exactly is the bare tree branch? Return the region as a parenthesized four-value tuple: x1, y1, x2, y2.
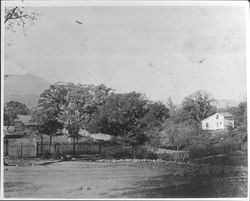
(4, 7, 39, 31)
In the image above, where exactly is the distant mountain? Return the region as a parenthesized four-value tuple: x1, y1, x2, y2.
(213, 99, 240, 109)
(4, 74, 50, 108)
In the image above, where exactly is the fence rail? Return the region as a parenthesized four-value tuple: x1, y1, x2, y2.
(5, 144, 37, 158)
(4, 139, 246, 160)
(35, 142, 153, 159)
(189, 143, 242, 158)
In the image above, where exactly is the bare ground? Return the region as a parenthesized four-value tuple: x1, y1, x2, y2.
(4, 151, 248, 198)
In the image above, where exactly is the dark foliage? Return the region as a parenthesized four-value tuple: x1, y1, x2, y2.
(87, 92, 169, 145)
(217, 101, 247, 129)
(179, 90, 216, 124)
(4, 101, 30, 126)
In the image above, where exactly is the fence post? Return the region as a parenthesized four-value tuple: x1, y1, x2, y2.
(40, 141, 43, 155)
(36, 142, 39, 157)
(98, 144, 102, 154)
(75, 140, 78, 154)
(54, 144, 57, 155)
(5, 139, 9, 156)
(20, 143, 23, 158)
(34, 140, 37, 157)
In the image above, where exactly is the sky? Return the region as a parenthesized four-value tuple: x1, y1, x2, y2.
(4, 5, 247, 104)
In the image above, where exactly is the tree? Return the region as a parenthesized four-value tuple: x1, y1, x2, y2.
(38, 82, 74, 116)
(62, 84, 112, 153)
(4, 6, 39, 30)
(32, 109, 63, 154)
(87, 92, 149, 145)
(166, 96, 177, 120)
(217, 101, 247, 130)
(37, 82, 111, 154)
(160, 120, 207, 161)
(62, 86, 92, 153)
(142, 102, 170, 148)
(37, 82, 75, 152)
(89, 84, 113, 107)
(234, 101, 247, 129)
(141, 101, 169, 128)
(181, 90, 216, 124)
(4, 101, 30, 126)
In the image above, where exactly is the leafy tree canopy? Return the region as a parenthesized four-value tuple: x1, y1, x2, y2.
(37, 82, 112, 152)
(4, 101, 30, 126)
(180, 90, 216, 123)
(87, 92, 170, 145)
(140, 101, 170, 129)
(87, 92, 149, 144)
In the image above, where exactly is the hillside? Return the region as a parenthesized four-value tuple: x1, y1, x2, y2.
(4, 74, 50, 108)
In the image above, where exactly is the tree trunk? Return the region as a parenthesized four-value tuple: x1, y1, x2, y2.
(182, 145, 192, 162)
(182, 150, 188, 162)
(73, 138, 76, 155)
(49, 135, 52, 155)
(176, 145, 179, 162)
(40, 135, 43, 156)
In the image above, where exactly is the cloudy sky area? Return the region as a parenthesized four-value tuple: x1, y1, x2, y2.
(4, 5, 247, 104)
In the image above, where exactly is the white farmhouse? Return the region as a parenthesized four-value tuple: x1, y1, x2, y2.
(201, 112, 234, 131)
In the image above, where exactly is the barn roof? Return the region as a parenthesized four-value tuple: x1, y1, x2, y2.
(14, 115, 37, 126)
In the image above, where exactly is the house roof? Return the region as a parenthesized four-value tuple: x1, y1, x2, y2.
(201, 112, 233, 122)
(218, 112, 233, 118)
(14, 115, 37, 126)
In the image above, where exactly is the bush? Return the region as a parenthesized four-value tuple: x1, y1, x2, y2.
(60, 154, 72, 161)
(146, 152, 158, 160)
(157, 153, 175, 161)
(40, 151, 52, 158)
(105, 149, 133, 159)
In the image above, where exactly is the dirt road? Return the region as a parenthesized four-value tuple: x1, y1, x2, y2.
(4, 152, 248, 198)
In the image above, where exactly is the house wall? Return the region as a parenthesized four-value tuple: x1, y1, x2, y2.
(202, 113, 225, 130)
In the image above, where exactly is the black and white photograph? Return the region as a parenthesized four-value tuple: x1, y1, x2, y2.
(1, 0, 249, 199)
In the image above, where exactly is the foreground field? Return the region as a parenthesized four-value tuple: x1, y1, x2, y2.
(4, 151, 248, 198)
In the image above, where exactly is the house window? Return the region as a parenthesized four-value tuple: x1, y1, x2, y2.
(220, 122, 222, 124)
(206, 123, 209, 128)
(216, 115, 219, 119)
(217, 122, 219, 127)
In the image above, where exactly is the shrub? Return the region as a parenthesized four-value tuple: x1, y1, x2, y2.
(40, 151, 51, 158)
(157, 153, 175, 161)
(146, 152, 158, 160)
(104, 149, 133, 159)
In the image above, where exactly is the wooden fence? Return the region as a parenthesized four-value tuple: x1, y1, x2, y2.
(5, 139, 247, 160)
(36, 141, 155, 159)
(4, 138, 37, 158)
(189, 143, 242, 159)
(36, 142, 110, 156)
